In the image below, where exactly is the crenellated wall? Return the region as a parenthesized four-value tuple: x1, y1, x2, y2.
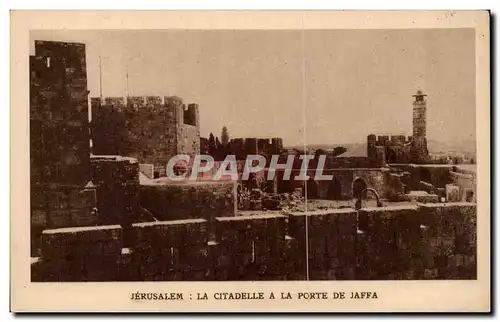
(31, 202, 477, 282)
(368, 134, 413, 147)
(367, 134, 413, 164)
(227, 137, 284, 159)
(91, 95, 200, 167)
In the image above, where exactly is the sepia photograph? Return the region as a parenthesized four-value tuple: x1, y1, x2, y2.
(11, 10, 490, 312)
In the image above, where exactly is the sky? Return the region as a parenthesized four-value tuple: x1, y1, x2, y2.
(30, 29, 476, 147)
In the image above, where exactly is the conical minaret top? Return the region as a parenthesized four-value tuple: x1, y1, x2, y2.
(412, 89, 427, 102)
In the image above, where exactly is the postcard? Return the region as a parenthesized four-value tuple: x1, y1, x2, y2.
(10, 10, 490, 312)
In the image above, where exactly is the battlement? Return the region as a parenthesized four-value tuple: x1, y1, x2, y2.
(368, 134, 413, 147)
(228, 137, 284, 156)
(33, 41, 86, 67)
(184, 103, 199, 127)
(90, 95, 201, 163)
(34, 40, 86, 50)
(91, 96, 200, 127)
(31, 202, 476, 281)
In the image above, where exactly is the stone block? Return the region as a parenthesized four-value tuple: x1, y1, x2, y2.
(178, 246, 211, 272)
(41, 224, 122, 260)
(216, 214, 286, 242)
(68, 187, 96, 210)
(31, 209, 47, 228)
(133, 218, 209, 250)
(337, 211, 357, 235)
(48, 209, 71, 228)
(139, 164, 154, 179)
(445, 184, 461, 202)
(69, 209, 98, 227)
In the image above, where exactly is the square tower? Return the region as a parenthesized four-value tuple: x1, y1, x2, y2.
(30, 40, 91, 186)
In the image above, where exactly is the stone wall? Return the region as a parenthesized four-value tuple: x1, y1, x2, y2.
(313, 169, 385, 200)
(177, 124, 200, 156)
(327, 157, 383, 169)
(30, 183, 98, 257)
(369, 134, 413, 147)
(450, 168, 477, 202)
(353, 169, 385, 197)
(357, 203, 476, 279)
(316, 170, 355, 200)
(91, 96, 200, 167)
(270, 168, 385, 200)
(367, 134, 413, 164)
(33, 225, 122, 281)
(90, 155, 140, 226)
(139, 181, 237, 222)
(382, 170, 406, 201)
(32, 202, 477, 281)
(389, 164, 454, 190)
(228, 137, 284, 160)
(30, 41, 91, 187)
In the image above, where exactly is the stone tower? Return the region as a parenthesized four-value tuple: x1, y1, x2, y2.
(30, 41, 91, 186)
(90, 95, 200, 172)
(410, 89, 429, 163)
(366, 134, 377, 158)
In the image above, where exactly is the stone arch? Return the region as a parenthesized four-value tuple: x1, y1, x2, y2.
(327, 176, 342, 200)
(352, 177, 368, 199)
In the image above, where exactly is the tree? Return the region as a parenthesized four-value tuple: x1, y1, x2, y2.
(200, 137, 209, 154)
(314, 148, 326, 161)
(214, 136, 222, 160)
(332, 146, 347, 157)
(208, 132, 216, 154)
(221, 126, 230, 146)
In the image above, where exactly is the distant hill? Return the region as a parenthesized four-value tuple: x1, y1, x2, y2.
(285, 140, 476, 157)
(427, 140, 476, 156)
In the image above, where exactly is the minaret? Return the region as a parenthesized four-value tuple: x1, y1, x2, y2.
(411, 89, 429, 163)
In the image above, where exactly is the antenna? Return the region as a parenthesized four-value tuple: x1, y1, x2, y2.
(99, 56, 103, 98)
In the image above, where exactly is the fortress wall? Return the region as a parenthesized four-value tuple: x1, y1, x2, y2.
(32, 203, 477, 281)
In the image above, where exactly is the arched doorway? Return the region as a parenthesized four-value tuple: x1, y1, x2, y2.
(327, 177, 342, 200)
(352, 177, 368, 199)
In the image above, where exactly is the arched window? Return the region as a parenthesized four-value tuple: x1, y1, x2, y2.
(352, 177, 368, 199)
